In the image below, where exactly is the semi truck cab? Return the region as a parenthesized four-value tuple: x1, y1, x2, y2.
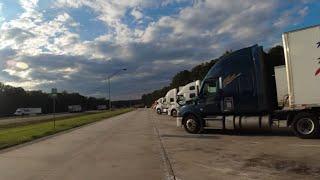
(168, 80, 201, 117)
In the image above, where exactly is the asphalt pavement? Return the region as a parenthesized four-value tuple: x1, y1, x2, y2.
(0, 109, 163, 180)
(0, 109, 320, 180)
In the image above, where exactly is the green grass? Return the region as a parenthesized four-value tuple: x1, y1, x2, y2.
(0, 108, 133, 150)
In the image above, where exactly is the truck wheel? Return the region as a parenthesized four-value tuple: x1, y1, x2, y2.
(183, 115, 201, 134)
(156, 108, 162, 114)
(171, 109, 177, 117)
(292, 112, 319, 139)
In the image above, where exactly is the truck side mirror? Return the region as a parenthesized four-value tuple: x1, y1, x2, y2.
(219, 77, 223, 89)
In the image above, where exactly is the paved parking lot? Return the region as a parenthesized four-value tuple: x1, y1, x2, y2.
(0, 109, 319, 180)
(153, 109, 320, 180)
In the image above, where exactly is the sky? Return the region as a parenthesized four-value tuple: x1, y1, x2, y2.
(0, 0, 319, 100)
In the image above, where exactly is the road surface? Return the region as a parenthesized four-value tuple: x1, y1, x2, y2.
(0, 111, 101, 127)
(0, 109, 163, 180)
(1, 109, 320, 180)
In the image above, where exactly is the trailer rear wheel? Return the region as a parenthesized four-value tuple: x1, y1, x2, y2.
(292, 112, 319, 139)
(183, 115, 201, 134)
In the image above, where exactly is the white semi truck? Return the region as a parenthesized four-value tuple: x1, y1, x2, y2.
(14, 108, 42, 116)
(156, 87, 183, 114)
(168, 80, 201, 117)
(177, 25, 320, 138)
(155, 97, 168, 114)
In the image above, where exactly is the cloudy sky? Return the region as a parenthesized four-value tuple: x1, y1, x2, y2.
(0, 0, 319, 100)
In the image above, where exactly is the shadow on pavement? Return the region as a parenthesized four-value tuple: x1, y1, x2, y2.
(204, 128, 295, 137)
(161, 134, 220, 139)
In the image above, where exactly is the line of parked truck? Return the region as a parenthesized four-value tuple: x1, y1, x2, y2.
(152, 80, 201, 117)
(153, 25, 320, 139)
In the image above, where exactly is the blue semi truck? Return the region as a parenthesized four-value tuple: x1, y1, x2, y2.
(177, 25, 320, 138)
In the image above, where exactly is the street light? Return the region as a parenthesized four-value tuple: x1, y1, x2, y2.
(107, 68, 127, 110)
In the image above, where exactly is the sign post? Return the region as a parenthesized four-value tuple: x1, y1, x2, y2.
(51, 88, 57, 129)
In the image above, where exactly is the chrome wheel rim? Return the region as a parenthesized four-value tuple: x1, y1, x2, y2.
(296, 118, 315, 135)
(186, 119, 197, 132)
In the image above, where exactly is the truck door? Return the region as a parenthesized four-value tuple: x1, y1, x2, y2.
(199, 78, 222, 116)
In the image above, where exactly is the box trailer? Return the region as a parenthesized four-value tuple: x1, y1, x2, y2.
(282, 25, 320, 107)
(14, 108, 42, 116)
(97, 105, 107, 110)
(68, 105, 82, 113)
(177, 25, 320, 138)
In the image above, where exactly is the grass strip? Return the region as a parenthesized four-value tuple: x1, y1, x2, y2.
(0, 111, 105, 129)
(0, 108, 133, 150)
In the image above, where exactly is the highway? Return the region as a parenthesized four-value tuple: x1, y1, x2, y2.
(0, 111, 100, 127)
(0, 109, 320, 180)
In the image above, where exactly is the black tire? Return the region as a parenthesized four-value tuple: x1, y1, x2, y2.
(171, 109, 177, 117)
(156, 108, 162, 114)
(292, 112, 319, 139)
(183, 115, 201, 134)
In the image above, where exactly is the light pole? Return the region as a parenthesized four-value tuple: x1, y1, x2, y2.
(107, 68, 127, 110)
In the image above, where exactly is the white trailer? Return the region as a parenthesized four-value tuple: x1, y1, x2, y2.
(68, 105, 82, 113)
(168, 80, 201, 116)
(281, 25, 320, 108)
(14, 108, 42, 116)
(97, 105, 107, 110)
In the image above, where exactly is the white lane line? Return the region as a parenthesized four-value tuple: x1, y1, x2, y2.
(150, 111, 177, 180)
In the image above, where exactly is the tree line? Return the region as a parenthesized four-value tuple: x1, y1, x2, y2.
(0, 83, 110, 116)
(141, 45, 285, 106)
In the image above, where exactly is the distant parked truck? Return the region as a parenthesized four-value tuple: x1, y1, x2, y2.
(155, 97, 168, 114)
(156, 88, 182, 114)
(97, 105, 107, 110)
(14, 108, 42, 116)
(68, 105, 82, 113)
(168, 80, 201, 117)
(177, 25, 320, 139)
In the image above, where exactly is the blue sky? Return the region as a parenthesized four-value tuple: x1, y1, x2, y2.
(0, 0, 319, 100)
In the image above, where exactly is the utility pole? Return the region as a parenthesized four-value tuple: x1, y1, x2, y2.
(51, 88, 57, 129)
(108, 77, 111, 110)
(107, 68, 127, 110)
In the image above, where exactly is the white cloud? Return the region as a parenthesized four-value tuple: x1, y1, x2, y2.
(4, 79, 55, 90)
(298, 6, 309, 17)
(0, 0, 315, 99)
(20, 0, 38, 11)
(0, 7, 82, 57)
(0, 3, 4, 24)
(131, 8, 143, 20)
